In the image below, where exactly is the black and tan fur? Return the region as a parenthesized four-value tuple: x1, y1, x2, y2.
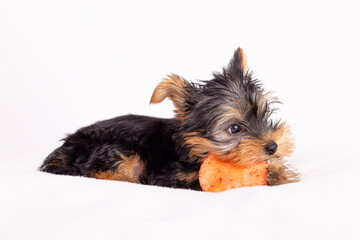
(40, 48, 299, 190)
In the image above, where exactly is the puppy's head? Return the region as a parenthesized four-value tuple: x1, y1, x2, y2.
(151, 48, 294, 165)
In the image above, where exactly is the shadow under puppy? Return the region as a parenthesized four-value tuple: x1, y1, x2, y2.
(40, 48, 299, 190)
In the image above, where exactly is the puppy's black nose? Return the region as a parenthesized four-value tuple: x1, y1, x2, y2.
(264, 141, 278, 155)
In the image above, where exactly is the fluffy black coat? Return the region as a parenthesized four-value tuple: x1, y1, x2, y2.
(41, 115, 202, 189)
(40, 48, 299, 190)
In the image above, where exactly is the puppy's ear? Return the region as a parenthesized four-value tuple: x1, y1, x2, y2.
(229, 47, 248, 76)
(150, 74, 193, 115)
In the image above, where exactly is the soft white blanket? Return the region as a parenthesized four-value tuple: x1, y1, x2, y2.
(1, 1, 359, 239)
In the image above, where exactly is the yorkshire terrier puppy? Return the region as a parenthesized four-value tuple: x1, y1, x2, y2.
(40, 48, 299, 190)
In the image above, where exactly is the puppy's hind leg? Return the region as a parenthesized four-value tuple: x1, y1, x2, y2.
(39, 147, 81, 176)
(86, 149, 146, 184)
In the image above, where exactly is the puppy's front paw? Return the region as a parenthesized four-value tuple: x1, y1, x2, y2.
(267, 158, 300, 186)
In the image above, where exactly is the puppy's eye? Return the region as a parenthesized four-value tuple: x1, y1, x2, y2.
(228, 124, 242, 134)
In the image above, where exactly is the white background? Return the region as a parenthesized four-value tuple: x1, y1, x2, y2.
(1, 0, 360, 239)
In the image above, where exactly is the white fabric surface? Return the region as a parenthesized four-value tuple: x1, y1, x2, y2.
(1, 1, 359, 239)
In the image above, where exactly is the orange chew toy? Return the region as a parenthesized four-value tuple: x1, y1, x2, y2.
(198, 154, 268, 192)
